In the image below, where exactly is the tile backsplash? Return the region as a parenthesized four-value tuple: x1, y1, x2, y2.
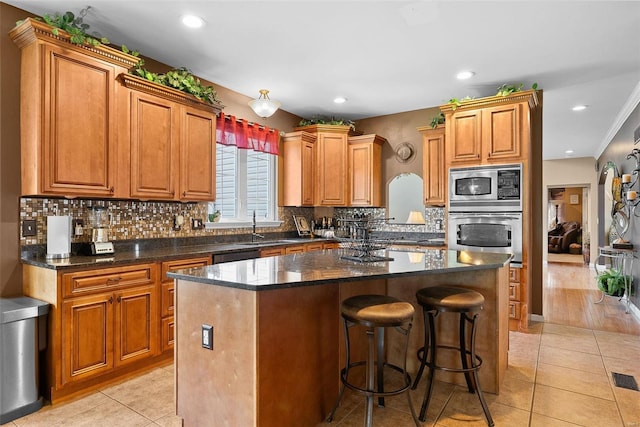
(19, 197, 445, 246)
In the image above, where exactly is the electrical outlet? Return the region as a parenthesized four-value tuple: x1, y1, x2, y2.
(73, 219, 85, 236)
(22, 220, 37, 237)
(202, 324, 213, 350)
(191, 218, 204, 230)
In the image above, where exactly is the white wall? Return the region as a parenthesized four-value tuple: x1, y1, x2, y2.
(543, 157, 598, 263)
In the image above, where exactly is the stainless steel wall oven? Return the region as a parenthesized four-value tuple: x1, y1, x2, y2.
(448, 163, 523, 267)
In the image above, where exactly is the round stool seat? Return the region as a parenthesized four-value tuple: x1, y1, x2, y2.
(341, 294, 415, 327)
(416, 286, 484, 313)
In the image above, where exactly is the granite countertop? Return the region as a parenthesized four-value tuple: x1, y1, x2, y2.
(167, 249, 511, 291)
(20, 232, 446, 271)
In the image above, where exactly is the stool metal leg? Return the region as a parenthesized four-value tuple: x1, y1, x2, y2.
(418, 310, 438, 422)
(469, 313, 494, 427)
(460, 312, 476, 393)
(365, 328, 375, 427)
(376, 327, 385, 407)
(412, 307, 429, 390)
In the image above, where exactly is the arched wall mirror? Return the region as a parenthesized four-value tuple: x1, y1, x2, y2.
(388, 173, 424, 223)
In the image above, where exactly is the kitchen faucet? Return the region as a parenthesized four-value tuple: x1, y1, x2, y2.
(252, 210, 264, 242)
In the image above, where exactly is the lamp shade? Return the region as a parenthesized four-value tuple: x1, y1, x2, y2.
(248, 89, 281, 118)
(406, 211, 425, 224)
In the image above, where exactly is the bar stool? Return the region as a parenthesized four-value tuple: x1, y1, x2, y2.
(326, 294, 420, 427)
(412, 286, 494, 426)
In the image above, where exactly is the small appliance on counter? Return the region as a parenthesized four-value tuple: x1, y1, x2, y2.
(46, 216, 71, 260)
(83, 206, 114, 255)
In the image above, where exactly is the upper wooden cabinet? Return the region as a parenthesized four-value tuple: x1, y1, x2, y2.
(348, 134, 385, 207)
(441, 91, 538, 166)
(418, 125, 446, 207)
(120, 75, 219, 201)
(280, 131, 316, 206)
(10, 19, 139, 197)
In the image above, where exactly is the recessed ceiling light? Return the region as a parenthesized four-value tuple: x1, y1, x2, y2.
(333, 96, 347, 104)
(181, 15, 204, 28)
(572, 105, 588, 111)
(456, 71, 475, 80)
(565, 150, 574, 155)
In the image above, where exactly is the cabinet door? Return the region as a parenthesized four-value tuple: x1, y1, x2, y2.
(348, 142, 381, 206)
(42, 46, 117, 196)
(62, 293, 114, 384)
(285, 245, 306, 254)
(261, 248, 285, 257)
(422, 127, 446, 206)
(483, 103, 521, 161)
(300, 140, 315, 205)
(180, 107, 216, 201)
(449, 109, 482, 164)
(114, 284, 158, 366)
(161, 316, 175, 353)
(281, 132, 315, 207)
(130, 92, 179, 199)
(316, 133, 348, 206)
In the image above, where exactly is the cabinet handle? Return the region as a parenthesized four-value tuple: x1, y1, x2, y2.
(106, 276, 122, 285)
(109, 296, 113, 304)
(183, 191, 187, 197)
(109, 186, 114, 193)
(476, 154, 481, 159)
(117, 296, 121, 303)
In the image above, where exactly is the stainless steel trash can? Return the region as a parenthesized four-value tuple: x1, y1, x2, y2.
(0, 296, 49, 424)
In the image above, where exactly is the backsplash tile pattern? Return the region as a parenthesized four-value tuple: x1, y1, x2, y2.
(19, 198, 304, 246)
(19, 197, 445, 246)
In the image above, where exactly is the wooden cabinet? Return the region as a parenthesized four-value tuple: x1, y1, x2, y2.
(348, 135, 385, 207)
(418, 125, 446, 206)
(280, 131, 316, 206)
(285, 245, 306, 254)
(261, 248, 285, 257)
(121, 75, 219, 201)
(159, 257, 211, 352)
(60, 264, 158, 386)
(295, 124, 351, 206)
(442, 93, 532, 166)
(10, 19, 139, 197)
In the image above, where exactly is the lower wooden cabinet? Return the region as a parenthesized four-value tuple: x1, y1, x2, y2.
(159, 257, 211, 352)
(60, 266, 158, 386)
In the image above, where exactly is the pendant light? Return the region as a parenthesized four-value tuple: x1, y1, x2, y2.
(248, 89, 281, 118)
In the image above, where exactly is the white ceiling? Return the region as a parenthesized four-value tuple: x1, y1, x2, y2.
(6, 0, 640, 160)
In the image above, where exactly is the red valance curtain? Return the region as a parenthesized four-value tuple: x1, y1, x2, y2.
(216, 112, 280, 155)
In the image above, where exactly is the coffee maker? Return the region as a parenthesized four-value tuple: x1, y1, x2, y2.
(87, 206, 114, 255)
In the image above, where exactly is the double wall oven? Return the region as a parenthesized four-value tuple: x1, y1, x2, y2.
(448, 163, 523, 267)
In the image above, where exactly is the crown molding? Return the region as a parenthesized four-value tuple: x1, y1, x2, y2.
(595, 79, 640, 159)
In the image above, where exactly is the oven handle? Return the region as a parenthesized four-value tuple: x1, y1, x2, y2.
(449, 214, 521, 220)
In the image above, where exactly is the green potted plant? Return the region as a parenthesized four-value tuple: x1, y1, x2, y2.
(596, 268, 631, 297)
(208, 210, 221, 223)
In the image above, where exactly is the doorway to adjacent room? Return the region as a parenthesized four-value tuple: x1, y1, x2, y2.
(547, 185, 589, 265)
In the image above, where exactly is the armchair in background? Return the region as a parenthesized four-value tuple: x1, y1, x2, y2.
(548, 221, 581, 253)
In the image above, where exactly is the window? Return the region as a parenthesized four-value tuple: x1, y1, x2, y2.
(210, 144, 277, 223)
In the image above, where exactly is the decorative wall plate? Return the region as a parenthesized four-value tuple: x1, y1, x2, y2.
(395, 142, 415, 163)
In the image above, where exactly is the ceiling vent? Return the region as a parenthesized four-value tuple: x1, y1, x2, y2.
(635, 124, 640, 144)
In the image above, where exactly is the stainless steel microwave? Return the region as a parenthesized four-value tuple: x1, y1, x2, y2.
(448, 163, 522, 212)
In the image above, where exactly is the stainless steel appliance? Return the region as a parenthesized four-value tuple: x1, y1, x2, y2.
(448, 163, 523, 267)
(448, 212, 522, 266)
(448, 163, 522, 212)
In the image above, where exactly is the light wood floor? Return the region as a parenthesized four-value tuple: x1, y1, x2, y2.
(543, 262, 640, 335)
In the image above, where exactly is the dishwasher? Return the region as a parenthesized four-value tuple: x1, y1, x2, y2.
(212, 249, 261, 264)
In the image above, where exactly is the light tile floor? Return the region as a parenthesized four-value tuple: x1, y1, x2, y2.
(3, 322, 639, 426)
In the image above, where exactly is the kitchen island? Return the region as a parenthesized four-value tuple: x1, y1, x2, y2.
(168, 248, 511, 427)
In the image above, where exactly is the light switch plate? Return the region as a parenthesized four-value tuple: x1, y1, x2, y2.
(22, 220, 37, 237)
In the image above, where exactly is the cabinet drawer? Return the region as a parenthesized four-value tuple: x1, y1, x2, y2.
(509, 267, 521, 283)
(305, 243, 324, 252)
(161, 282, 175, 318)
(63, 264, 157, 298)
(161, 316, 175, 353)
(261, 248, 285, 257)
(161, 257, 211, 283)
(509, 283, 521, 301)
(508, 301, 521, 319)
(285, 245, 306, 254)
(323, 242, 340, 250)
